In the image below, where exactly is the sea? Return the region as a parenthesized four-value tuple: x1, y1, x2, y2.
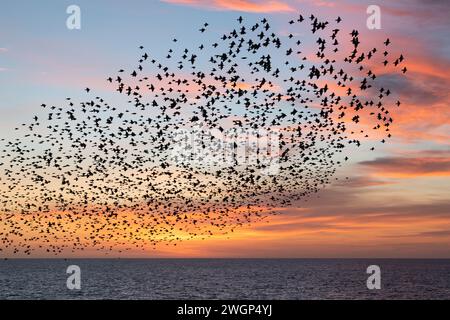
(0, 259, 449, 300)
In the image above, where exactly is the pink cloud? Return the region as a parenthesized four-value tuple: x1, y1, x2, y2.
(162, 0, 295, 12)
(359, 154, 450, 178)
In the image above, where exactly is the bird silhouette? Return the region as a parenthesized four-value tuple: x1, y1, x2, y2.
(0, 13, 407, 256)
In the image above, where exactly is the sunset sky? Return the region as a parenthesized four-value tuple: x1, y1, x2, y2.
(0, 0, 449, 258)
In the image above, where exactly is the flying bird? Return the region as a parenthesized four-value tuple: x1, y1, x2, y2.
(0, 13, 407, 256)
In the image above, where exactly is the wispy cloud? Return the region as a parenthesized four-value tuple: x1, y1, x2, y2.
(359, 154, 450, 178)
(162, 0, 295, 12)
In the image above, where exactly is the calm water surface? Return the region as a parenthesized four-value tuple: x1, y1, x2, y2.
(0, 259, 449, 299)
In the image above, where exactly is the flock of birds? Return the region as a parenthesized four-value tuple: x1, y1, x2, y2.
(0, 14, 407, 255)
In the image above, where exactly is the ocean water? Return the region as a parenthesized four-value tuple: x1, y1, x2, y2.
(0, 259, 449, 300)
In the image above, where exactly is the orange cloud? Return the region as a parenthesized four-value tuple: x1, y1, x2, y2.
(359, 154, 450, 178)
(405, 57, 450, 80)
(115, 202, 450, 258)
(371, 59, 450, 144)
(162, 0, 295, 12)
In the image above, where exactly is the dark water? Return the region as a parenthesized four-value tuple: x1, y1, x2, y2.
(0, 259, 449, 299)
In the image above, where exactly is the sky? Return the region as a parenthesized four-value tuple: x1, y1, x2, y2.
(0, 0, 449, 258)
